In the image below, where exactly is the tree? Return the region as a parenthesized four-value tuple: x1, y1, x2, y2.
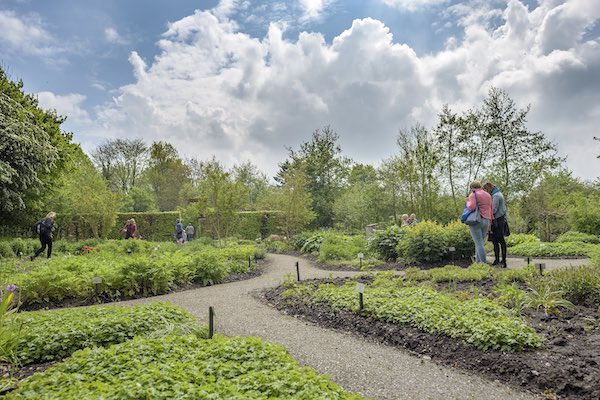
(259, 167, 315, 237)
(91, 138, 148, 193)
(333, 164, 387, 231)
(278, 126, 350, 228)
(0, 67, 79, 226)
(394, 124, 439, 219)
(182, 159, 246, 240)
(47, 150, 119, 238)
(144, 142, 189, 211)
(231, 161, 269, 210)
(482, 87, 562, 198)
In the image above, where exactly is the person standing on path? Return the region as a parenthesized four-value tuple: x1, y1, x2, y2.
(31, 211, 56, 260)
(175, 219, 184, 243)
(185, 223, 195, 242)
(484, 182, 509, 268)
(465, 181, 493, 263)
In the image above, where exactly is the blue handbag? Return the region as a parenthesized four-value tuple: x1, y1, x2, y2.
(462, 190, 482, 226)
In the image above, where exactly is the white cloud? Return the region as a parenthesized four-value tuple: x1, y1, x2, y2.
(86, 0, 600, 181)
(104, 27, 128, 45)
(0, 10, 66, 60)
(381, 0, 449, 12)
(298, 0, 330, 22)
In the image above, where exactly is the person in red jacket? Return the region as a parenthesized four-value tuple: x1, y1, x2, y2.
(465, 181, 494, 263)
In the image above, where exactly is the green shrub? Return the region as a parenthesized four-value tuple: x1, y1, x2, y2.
(509, 241, 597, 257)
(318, 233, 368, 262)
(300, 233, 324, 254)
(3, 240, 260, 306)
(545, 265, 600, 306)
(555, 231, 600, 244)
(505, 233, 539, 248)
(0, 242, 15, 258)
(9, 302, 197, 365)
(291, 232, 311, 251)
(443, 221, 475, 259)
(6, 336, 365, 399)
(397, 220, 447, 263)
(368, 225, 404, 261)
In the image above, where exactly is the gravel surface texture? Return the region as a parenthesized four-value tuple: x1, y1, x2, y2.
(121, 253, 541, 400)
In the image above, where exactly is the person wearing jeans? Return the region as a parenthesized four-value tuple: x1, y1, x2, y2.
(465, 181, 494, 263)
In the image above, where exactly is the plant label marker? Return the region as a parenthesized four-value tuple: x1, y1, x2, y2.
(357, 253, 364, 268)
(127, 248, 132, 255)
(448, 247, 456, 264)
(356, 282, 365, 310)
(208, 306, 215, 339)
(525, 257, 531, 265)
(296, 261, 300, 281)
(91, 277, 103, 285)
(248, 256, 251, 269)
(535, 263, 545, 276)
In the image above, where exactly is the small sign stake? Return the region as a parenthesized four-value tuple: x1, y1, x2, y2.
(536, 263, 545, 276)
(296, 261, 300, 281)
(356, 282, 365, 311)
(208, 306, 215, 339)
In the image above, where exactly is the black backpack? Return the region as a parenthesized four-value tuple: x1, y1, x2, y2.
(34, 219, 49, 235)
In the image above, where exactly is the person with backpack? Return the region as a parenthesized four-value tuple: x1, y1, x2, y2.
(31, 211, 56, 260)
(175, 219, 184, 243)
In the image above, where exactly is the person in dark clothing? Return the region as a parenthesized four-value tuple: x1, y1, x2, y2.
(175, 219, 184, 243)
(484, 182, 509, 268)
(31, 211, 56, 260)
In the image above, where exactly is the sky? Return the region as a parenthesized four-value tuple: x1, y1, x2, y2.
(1, 0, 599, 182)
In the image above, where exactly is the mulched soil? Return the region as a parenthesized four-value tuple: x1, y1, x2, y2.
(263, 278, 600, 400)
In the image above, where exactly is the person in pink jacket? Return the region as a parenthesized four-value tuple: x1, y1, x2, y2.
(466, 181, 494, 263)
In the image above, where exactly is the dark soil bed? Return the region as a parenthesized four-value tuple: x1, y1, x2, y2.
(263, 278, 600, 400)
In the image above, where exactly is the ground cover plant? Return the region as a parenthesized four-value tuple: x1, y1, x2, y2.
(508, 241, 598, 257)
(1, 302, 200, 366)
(3, 335, 364, 399)
(267, 263, 600, 399)
(0, 240, 263, 308)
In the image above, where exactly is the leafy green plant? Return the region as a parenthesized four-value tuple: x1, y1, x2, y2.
(522, 285, 574, 315)
(5, 336, 365, 399)
(304, 281, 542, 351)
(491, 283, 525, 314)
(555, 231, 600, 244)
(368, 225, 404, 261)
(505, 233, 539, 248)
(300, 233, 324, 254)
(544, 265, 600, 306)
(396, 220, 447, 263)
(509, 241, 597, 257)
(318, 232, 368, 262)
(443, 221, 475, 259)
(8, 302, 196, 365)
(0, 285, 21, 364)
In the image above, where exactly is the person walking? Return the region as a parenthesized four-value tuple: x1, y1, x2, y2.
(484, 182, 508, 268)
(31, 211, 56, 260)
(465, 181, 494, 263)
(185, 223, 195, 242)
(175, 219, 184, 243)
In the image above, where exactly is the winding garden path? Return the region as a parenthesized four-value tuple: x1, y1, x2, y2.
(122, 253, 540, 400)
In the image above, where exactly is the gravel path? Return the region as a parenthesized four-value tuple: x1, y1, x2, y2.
(121, 253, 540, 400)
(504, 256, 589, 270)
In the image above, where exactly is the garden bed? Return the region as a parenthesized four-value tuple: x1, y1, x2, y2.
(264, 277, 600, 400)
